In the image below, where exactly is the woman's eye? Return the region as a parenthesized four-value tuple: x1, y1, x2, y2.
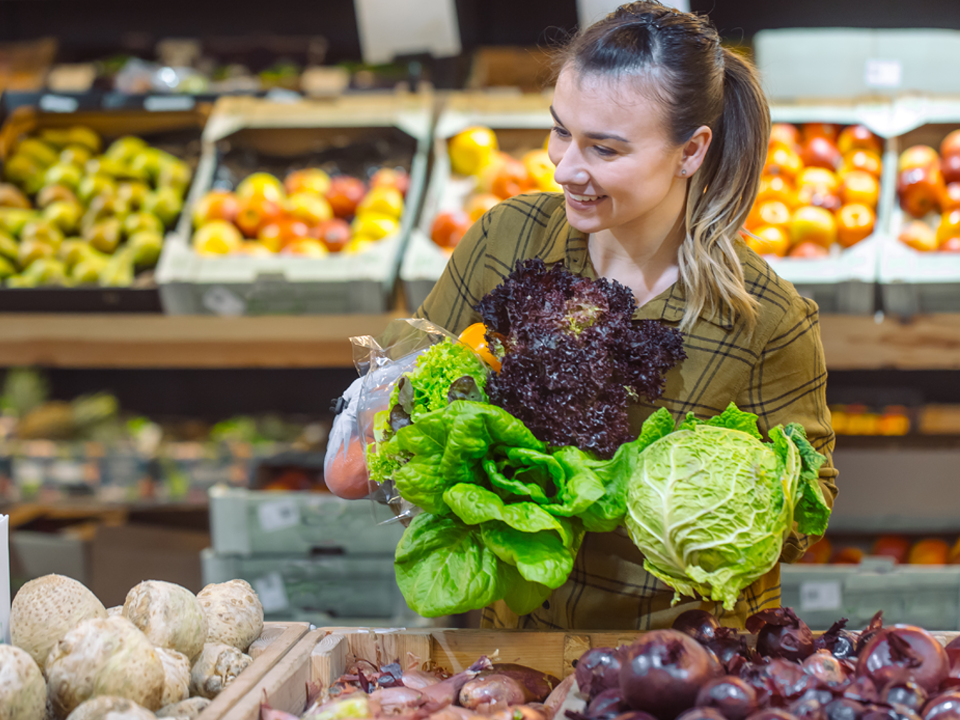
(593, 146, 616, 157)
(551, 126, 570, 138)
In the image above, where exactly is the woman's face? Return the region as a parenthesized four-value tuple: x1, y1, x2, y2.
(548, 67, 690, 238)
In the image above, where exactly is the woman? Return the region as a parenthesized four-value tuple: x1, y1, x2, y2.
(329, 1, 838, 631)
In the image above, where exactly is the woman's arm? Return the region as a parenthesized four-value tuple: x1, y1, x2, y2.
(736, 295, 839, 562)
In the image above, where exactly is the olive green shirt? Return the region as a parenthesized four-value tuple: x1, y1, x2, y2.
(414, 192, 838, 631)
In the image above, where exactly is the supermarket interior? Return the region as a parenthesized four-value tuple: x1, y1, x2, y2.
(6, 1, 960, 718)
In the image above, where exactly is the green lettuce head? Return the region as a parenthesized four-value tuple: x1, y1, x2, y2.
(624, 404, 829, 611)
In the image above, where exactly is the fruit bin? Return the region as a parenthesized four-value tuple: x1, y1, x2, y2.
(879, 101, 960, 314)
(208, 486, 405, 557)
(194, 620, 310, 720)
(157, 94, 431, 315)
(213, 626, 960, 720)
(0, 103, 211, 311)
(400, 91, 553, 312)
(757, 105, 893, 314)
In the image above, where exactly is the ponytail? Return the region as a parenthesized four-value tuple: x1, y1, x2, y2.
(679, 48, 767, 333)
(556, 2, 770, 333)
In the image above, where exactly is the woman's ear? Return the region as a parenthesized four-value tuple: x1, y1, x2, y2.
(679, 125, 713, 177)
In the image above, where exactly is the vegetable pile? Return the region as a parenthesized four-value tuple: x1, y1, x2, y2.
(363, 261, 829, 618)
(3, 573, 266, 720)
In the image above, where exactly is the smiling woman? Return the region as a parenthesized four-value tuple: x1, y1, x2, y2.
(326, 0, 839, 632)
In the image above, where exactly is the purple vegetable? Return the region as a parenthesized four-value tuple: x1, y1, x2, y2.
(745, 711, 801, 720)
(489, 664, 561, 703)
(613, 714, 660, 720)
(857, 627, 949, 693)
(460, 675, 526, 711)
(943, 650, 960, 691)
(747, 609, 816, 663)
(803, 652, 850, 689)
(577, 648, 625, 699)
(421, 656, 493, 714)
(619, 630, 722, 720)
(882, 681, 928, 712)
(587, 689, 626, 720)
(707, 629, 748, 673)
(674, 611, 722, 645)
(826, 700, 865, 720)
(818, 620, 859, 663)
(858, 613, 886, 655)
(677, 710, 728, 720)
(788, 699, 827, 720)
(863, 707, 922, 720)
(741, 659, 817, 707)
(845, 679, 880, 705)
(696, 677, 758, 720)
(922, 693, 960, 720)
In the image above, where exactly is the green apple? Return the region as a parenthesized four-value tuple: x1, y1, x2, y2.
(143, 187, 182, 228)
(43, 201, 83, 235)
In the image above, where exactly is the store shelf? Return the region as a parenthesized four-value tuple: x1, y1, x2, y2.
(0, 311, 957, 369)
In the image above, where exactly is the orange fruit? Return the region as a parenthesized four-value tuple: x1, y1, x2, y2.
(763, 144, 803, 182)
(831, 546, 864, 564)
(769, 123, 800, 150)
(797, 167, 840, 192)
(937, 209, 960, 247)
(841, 149, 883, 179)
(802, 122, 841, 144)
(746, 225, 790, 257)
(899, 221, 938, 252)
(799, 537, 832, 564)
(839, 170, 880, 208)
(836, 203, 876, 248)
(790, 205, 837, 249)
(756, 175, 797, 208)
(756, 201, 791, 231)
(908, 538, 950, 565)
(458, 322, 502, 372)
(871, 534, 911, 564)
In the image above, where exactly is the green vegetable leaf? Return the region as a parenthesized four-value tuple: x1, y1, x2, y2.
(481, 521, 580, 589)
(395, 512, 506, 616)
(387, 339, 488, 421)
(784, 423, 830, 536)
(634, 407, 679, 451)
(501, 564, 553, 616)
(678, 402, 762, 439)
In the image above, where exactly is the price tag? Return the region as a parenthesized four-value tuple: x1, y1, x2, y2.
(253, 572, 290, 614)
(201, 286, 246, 316)
(258, 499, 300, 533)
(354, 0, 461, 65)
(144, 95, 196, 112)
(39, 94, 79, 113)
(800, 581, 842, 612)
(1, 515, 8, 643)
(865, 59, 903, 89)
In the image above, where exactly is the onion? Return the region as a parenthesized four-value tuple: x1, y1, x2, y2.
(587, 689, 625, 720)
(578, 648, 624, 699)
(677, 710, 728, 720)
(696, 677, 758, 720)
(788, 699, 827, 720)
(745, 711, 801, 720)
(673, 611, 721, 645)
(943, 650, 960, 691)
(619, 630, 722, 720)
(803, 652, 850, 690)
(922, 693, 960, 720)
(881, 681, 927, 712)
(947, 639, 960, 652)
(818, 620, 859, 662)
(863, 706, 922, 720)
(826, 700, 865, 720)
(708, 629, 747, 673)
(845, 678, 880, 705)
(742, 659, 817, 707)
(613, 714, 660, 720)
(857, 627, 949, 693)
(747, 609, 816, 663)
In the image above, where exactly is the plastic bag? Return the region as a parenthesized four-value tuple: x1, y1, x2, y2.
(348, 317, 474, 524)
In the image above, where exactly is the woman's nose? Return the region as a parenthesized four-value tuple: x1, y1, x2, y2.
(552, 145, 590, 187)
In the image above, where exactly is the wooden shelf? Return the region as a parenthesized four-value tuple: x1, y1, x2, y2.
(0, 311, 956, 369)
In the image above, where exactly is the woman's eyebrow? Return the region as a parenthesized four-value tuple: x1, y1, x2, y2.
(549, 106, 631, 144)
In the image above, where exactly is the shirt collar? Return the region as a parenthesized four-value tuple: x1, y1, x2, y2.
(548, 212, 736, 331)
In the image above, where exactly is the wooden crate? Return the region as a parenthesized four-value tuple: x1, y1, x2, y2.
(197, 620, 310, 720)
(220, 626, 960, 720)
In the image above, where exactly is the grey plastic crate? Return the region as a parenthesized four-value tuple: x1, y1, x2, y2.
(209, 487, 404, 557)
(202, 548, 401, 619)
(782, 563, 960, 631)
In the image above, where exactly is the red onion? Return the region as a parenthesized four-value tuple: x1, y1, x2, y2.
(747, 609, 816, 663)
(881, 680, 928, 712)
(788, 698, 827, 720)
(587, 689, 626, 720)
(803, 652, 850, 690)
(858, 627, 949, 693)
(745, 711, 801, 720)
(922, 693, 960, 720)
(677, 710, 728, 720)
(826, 700, 865, 720)
(578, 648, 624, 699)
(619, 630, 722, 720)
(696, 677, 758, 720)
(845, 678, 880, 705)
(673, 611, 721, 645)
(943, 650, 960, 691)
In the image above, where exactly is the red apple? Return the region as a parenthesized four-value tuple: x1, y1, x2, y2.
(837, 125, 882, 156)
(941, 129, 960, 159)
(370, 168, 410, 197)
(800, 136, 843, 171)
(898, 165, 945, 218)
(789, 241, 831, 259)
(430, 210, 472, 249)
(192, 190, 240, 227)
(899, 221, 938, 252)
(899, 145, 940, 173)
(941, 236, 960, 252)
(941, 182, 960, 212)
(802, 123, 841, 144)
(315, 218, 351, 252)
(941, 153, 960, 185)
(326, 176, 367, 219)
(769, 123, 800, 150)
(236, 196, 283, 238)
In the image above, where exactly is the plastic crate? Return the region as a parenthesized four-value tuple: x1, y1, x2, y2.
(208, 486, 404, 557)
(879, 102, 960, 314)
(201, 548, 401, 620)
(782, 562, 960, 631)
(157, 94, 431, 315)
(401, 92, 553, 312)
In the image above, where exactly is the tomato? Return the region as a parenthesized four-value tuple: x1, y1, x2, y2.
(458, 322, 502, 372)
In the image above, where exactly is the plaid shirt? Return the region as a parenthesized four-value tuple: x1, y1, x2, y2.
(415, 192, 838, 631)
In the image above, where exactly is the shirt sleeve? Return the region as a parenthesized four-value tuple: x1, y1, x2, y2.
(736, 295, 839, 563)
(413, 207, 493, 336)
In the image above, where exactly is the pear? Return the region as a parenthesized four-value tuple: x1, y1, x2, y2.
(158, 160, 192, 197)
(122, 212, 163, 239)
(66, 125, 103, 154)
(21, 220, 64, 250)
(4, 154, 44, 194)
(15, 138, 59, 167)
(59, 144, 94, 167)
(18, 239, 56, 270)
(43, 162, 83, 192)
(77, 174, 118, 205)
(7, 274, 39, 288)
(143, 187, 182, 228)
(59, 239, 94, 268)
(0, 256, 15, 279)
(36, 184, 79, 209)
(128, 230, 164, 268)
(43, 202, 83, 235)
(104, 136, 148, 164)
(0, 208, 38, 238)
(23, 257, 69, 285)
(117, 181, 151, 211)
(72, 252, 109, 285)
(0, 183, 31, 209)
(39, 127, 72, 149)
(99, 248, 135, 287)
(130, 148, 177, 183)
(81, 194, 129, 234)
(85, 218, 122, 254)
(0, 232, 18, 262)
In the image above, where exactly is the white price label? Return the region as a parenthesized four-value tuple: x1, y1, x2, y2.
(258, 499, 300, 533)
(800, 581, 842, 612)
(253, 572, 289, 614)
(39, 94, 79, 113)
(865, 59, 902, 89)
(144, 95, 196, 112)
(201, 286, 246, 316)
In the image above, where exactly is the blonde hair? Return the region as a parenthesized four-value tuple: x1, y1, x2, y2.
(556, 2, 769, 333)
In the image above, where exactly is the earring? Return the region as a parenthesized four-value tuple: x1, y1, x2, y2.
(681, 169, 687, 176)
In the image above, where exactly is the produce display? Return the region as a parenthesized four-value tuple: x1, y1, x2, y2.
(261, 609, 960, 720)
(361, 260, 829, 617)
(896, 133, 960, 253)
(0, 125, 192, 287)
(801, 535, 960, 566)
(744, 123, 883, 259)
(429, 125, 559, 251)
(190, 165, 410, 257)
(3, 573, 264, 719)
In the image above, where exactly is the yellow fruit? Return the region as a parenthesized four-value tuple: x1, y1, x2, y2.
(351, 213, 399, 241)
(356, 187, 404, 219)
(194, 220, 243, 256)
(344, 235, 377, 254)
(523, 149, 559, 192)
(449, 126, 499, 177)
(236, 241, 274, 257)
